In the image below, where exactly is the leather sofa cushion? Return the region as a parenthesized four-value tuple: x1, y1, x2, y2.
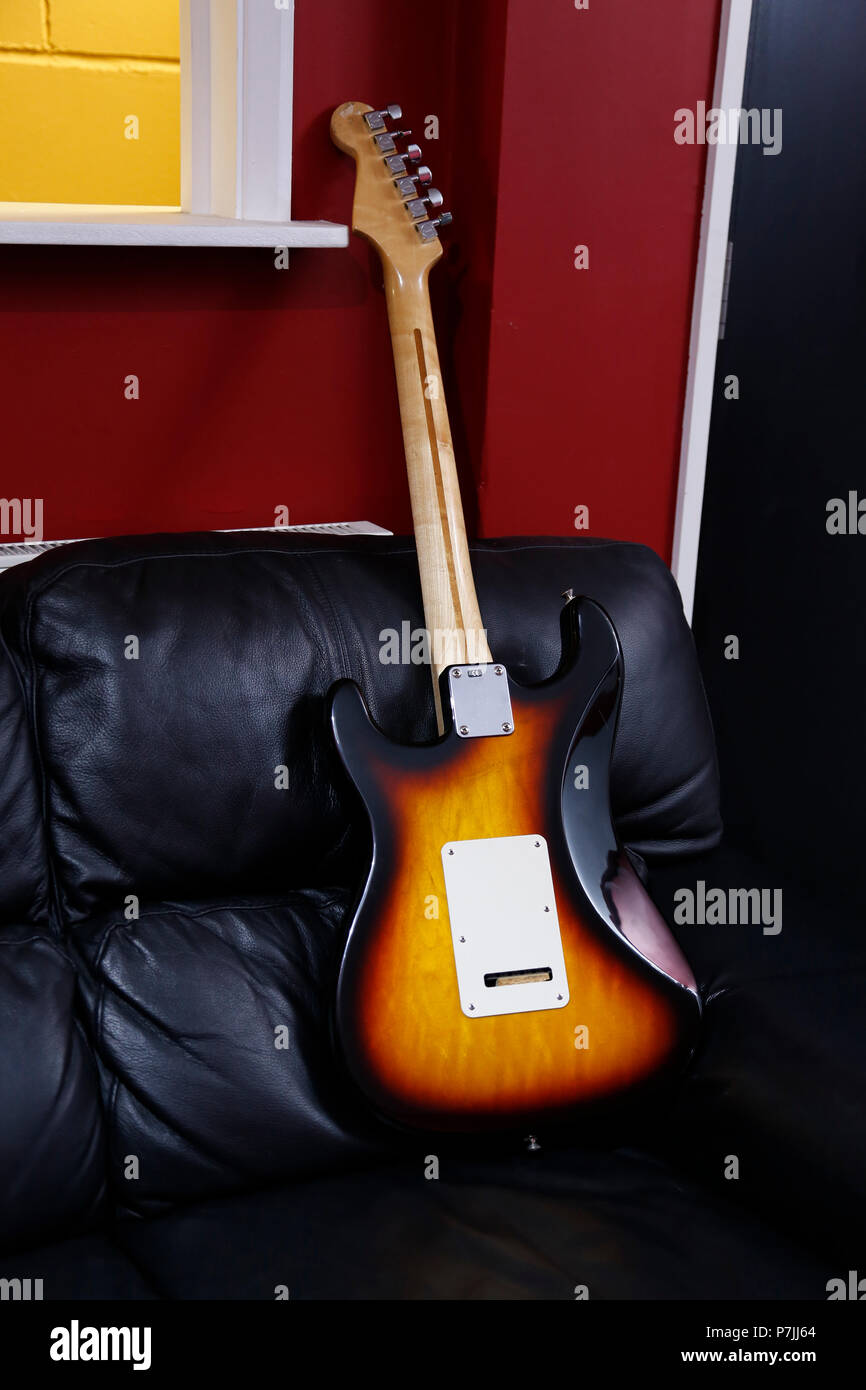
(0, 644, 47, 925)
(0, 1231, 159, 1299)
(71, 889, 387, 1215)
(114, 1147, 826, 1300)
(0, 927, 105, 1251)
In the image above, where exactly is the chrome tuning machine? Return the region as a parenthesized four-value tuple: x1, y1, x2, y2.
(416, 210, 453, 242)
(373, 129, 412, 153)
(363, 103, 403, 132)
(381, 138, 424, 174)
(405, 188, 444, 221)
(394, 168, 435, 201)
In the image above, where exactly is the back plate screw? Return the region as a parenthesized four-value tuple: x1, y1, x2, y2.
(459, 725, 470, 735)
(501, 722, 512, 732)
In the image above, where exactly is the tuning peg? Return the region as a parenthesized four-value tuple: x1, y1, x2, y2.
(403, 144, 424, 165)
(395, 172, 438, 204)
(373, 129, 411, 153)
(405, 190, 445, 221)
(364, 103, 403, 132)
(414, 165, 433, 186)
(415, 211, 454, 242)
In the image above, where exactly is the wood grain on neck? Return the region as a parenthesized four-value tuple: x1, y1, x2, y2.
(329, 101, 491, 729)
(383, 258, 492, 690)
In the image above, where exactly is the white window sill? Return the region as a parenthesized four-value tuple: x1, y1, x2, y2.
(0, 204, 349, 248)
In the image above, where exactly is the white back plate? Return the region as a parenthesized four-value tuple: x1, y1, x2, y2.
(441, 834, 570, 1019)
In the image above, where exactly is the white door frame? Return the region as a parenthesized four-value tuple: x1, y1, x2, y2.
(671, 0, 754, 624)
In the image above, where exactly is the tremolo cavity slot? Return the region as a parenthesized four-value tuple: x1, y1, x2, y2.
(484, 967, 553, 988)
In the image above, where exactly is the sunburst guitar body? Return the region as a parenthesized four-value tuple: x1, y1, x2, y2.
(330, 101, 700, 1133)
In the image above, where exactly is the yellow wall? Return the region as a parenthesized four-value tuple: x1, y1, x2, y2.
(0, 0, 180, 205)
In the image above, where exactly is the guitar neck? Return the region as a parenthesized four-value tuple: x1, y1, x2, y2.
(384, 262, 492, 687)
(330, 99, 492, 725)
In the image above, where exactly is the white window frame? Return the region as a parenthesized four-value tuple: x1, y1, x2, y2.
(671, 0, 753, 623)
(0, 0, 347, 249)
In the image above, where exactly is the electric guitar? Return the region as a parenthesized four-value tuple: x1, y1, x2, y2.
(329, 101, 700, 1132)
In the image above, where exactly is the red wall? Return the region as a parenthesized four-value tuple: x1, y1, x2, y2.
(478, 0, 722, 551)
(0, 0, 720, 561)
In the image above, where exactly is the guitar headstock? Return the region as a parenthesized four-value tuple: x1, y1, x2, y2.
(331, 101, 452, 278)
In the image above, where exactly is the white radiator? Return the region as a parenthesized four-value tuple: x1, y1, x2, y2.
(0, 521, 392, 574)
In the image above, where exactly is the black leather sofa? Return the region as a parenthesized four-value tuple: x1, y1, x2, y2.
(0, 531, 861, 1299)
